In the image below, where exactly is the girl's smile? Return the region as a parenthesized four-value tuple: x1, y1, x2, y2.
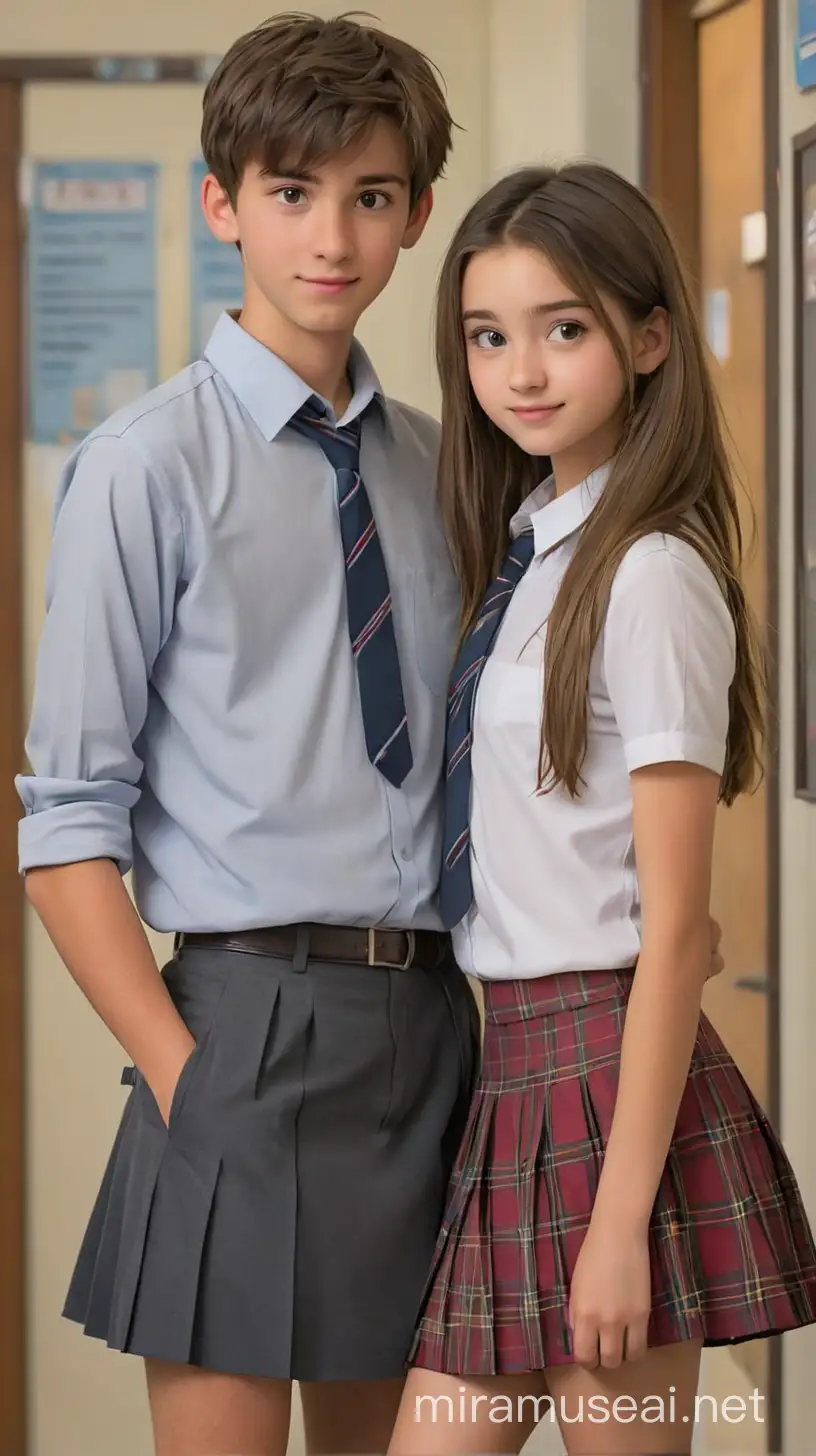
(509, 402, 564, 423)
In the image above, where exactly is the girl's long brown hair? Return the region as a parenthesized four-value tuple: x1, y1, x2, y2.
(436, 163, 766, 803)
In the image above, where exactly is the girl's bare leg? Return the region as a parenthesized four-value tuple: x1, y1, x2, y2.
(546, 1339, 703, 1455)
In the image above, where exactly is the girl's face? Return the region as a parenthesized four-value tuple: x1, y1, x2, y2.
(461, 243, 668, 493)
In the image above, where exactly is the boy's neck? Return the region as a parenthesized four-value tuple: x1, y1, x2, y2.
(237, 300, 354, 418)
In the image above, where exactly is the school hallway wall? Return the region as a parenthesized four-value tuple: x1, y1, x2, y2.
(7, 1, 805, 1454)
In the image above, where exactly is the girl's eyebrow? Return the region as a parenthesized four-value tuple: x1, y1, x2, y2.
(462, 299, 591, 324)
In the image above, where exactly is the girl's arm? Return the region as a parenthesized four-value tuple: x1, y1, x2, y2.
(568, 760, 719, 1371)
(589, 758, 719, 1234)
(567, 540, 736, 1370)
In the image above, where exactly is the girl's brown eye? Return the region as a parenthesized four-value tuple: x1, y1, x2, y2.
(551, 321, 585, 343)
(470, 329, 506, 349)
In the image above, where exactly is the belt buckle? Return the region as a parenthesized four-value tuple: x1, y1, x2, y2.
(367, 928, 416, 970)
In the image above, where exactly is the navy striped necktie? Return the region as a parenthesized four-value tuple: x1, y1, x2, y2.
(439, 528, 536, 929)
(289, 395, 413, 789)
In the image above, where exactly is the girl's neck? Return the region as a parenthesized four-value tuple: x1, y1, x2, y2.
(550, 428, 621, 498)
(551, 463, 592, 498)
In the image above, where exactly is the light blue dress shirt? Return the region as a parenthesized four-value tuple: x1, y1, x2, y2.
(17, 313, 460, 933)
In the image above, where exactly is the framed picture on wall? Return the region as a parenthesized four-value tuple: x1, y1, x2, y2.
(794, 124, 816, 798)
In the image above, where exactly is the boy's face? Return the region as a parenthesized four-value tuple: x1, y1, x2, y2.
(203, 118, 432, 341)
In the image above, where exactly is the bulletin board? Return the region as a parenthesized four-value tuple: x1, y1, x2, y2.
(26, 160, 158, 445)
(794, 124, 816, 797)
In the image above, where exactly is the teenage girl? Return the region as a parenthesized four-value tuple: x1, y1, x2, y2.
(388, 163, 816, 1455)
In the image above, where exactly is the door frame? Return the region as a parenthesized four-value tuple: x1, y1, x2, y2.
(793, 121, 816, 798)
(0, 57, 205, 1454)
(640, 1, 781, 1450)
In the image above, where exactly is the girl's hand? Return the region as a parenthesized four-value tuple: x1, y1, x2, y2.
(568, 1225, 651, 1370)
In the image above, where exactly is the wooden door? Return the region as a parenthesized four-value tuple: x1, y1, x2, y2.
(697, 0, 770, 1400)
(698, 0, 767, 1132)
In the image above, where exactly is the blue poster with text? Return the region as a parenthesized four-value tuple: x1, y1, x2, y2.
(797, 0, 816, 90)
(27, 160, 158, 445)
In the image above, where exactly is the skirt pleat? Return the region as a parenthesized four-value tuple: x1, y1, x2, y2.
(78, 1098, 140, 1341)
(128, 1146, 224, 1361)
(106, 1116, 168, 1351)
(410, 968, 816, 1376)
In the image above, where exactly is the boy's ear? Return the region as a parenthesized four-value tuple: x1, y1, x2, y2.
(402, 186, 434, 251)
(201, 173, 240, 245)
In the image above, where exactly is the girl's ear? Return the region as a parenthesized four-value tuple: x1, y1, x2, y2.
(633, 307, 670, 376)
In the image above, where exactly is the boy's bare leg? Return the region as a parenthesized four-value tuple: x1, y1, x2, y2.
(145, 1359, 293, 1456)
(300, 1377, 406, 1454)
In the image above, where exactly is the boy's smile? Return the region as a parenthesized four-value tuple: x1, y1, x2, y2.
(202, 118, 433, 394)
(298, 277, 358, 293)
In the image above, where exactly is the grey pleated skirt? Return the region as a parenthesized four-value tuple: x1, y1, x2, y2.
(63, 941, 479, 1381)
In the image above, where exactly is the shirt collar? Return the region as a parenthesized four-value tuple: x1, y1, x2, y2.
(203, 310, 389, 441)
(510, 462, 611, 556)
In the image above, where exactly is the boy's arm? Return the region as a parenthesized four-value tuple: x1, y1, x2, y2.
(26, 861, 194, 1125)
(18, 435, 194, 1124)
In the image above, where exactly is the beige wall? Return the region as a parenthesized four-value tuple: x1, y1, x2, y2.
(777, 0, 816, 1449)
(3, 3, 640, 1453)
(488, 0, 640, 180)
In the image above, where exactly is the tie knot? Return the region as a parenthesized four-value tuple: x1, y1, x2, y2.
(290, 395, 361, 472)
(514, 528, 535, 562)
(298, 394, 329, 426)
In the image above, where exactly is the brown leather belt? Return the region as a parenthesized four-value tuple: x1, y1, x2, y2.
(176, 923, 451, 971)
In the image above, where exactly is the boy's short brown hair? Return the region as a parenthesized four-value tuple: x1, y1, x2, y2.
(201, 11, 455, 205)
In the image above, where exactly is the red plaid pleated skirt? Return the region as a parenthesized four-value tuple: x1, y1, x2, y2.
(409, 968, 816, 1376)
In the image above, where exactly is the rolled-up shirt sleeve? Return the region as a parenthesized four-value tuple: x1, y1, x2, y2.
(602, 537, 737, 777)
(16, 433, 183, 874)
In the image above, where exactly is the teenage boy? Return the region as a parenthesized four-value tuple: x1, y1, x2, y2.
(17, 14, 475, 1455)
